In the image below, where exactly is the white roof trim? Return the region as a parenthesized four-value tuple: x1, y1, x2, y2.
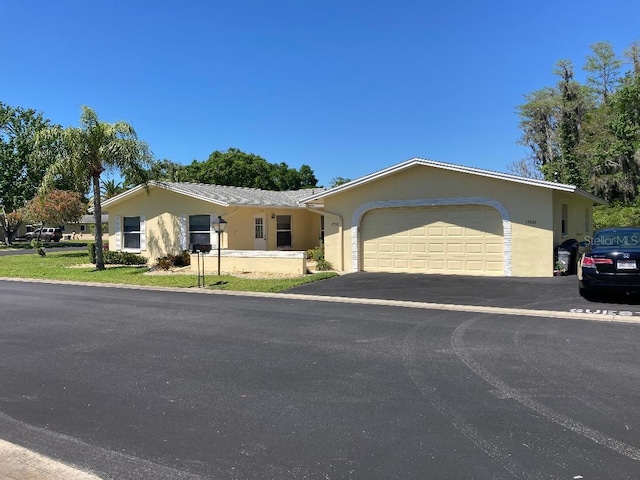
(101, 181, 230, 210)
(101, 181, 320, 210)
(300, 158, 606, 204)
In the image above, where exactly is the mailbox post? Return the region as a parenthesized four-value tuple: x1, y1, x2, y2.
(192, 243, 212, 287)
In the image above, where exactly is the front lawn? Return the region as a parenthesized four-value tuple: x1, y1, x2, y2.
(0, 249, 337, 292)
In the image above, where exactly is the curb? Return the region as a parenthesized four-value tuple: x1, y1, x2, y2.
(1, 276, 638, 325)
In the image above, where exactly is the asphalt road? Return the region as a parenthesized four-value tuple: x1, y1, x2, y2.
(289, 271, 640, 311)
(0, 245, 88, 256)
(0, 280, 639, 479)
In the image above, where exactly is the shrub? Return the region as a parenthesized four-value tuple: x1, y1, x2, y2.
(593, 204, 640, 230)
(306, 243, 325, 262)
(315, 259, 333, 271)
(156, 250, 191, 270)
(306, 243, 333, 270)
(88, 243, 111, 264)
(103, 251, 147, 265)
(157, 256, 173, 270)
(174, 250, 191, 267)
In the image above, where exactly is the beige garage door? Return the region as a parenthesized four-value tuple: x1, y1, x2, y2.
(361, 205, 504, 275)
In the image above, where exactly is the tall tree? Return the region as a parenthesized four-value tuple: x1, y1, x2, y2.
(100, 179, 125, 200)
(24, 190, 86, 239)
(516, 87, 561, 180)
(583, 72, 640, 202)
(138, 159, 186, 183)
(179, 148, 318, 190)
(36, 106, 153, 269)
(555, 60, 591, 187)
(584, 41, 623, 104)
(329, 176, 352, 187)
(506, 158, 544, 180)
(0, 102, 52, 243)
(624, 41, 640, 76)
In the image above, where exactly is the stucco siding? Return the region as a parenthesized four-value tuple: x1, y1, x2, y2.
(106, 187, 223, 262)
(322, 164, 559, 277)
(105, 185, 323, 262)
(552, 191, 594, 246)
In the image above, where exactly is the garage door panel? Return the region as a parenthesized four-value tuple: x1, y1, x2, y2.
(394, 243, 409, 253)
(362, 205, 503, 276)
(446, 243, 463, 254)
(486, 243, 503, 254)
(411, 243, 426, 254)
(428, 243, 444, 253)
(465, 243, 483, 254)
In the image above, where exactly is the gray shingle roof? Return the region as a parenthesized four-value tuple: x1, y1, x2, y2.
(156, 182, 326, 207)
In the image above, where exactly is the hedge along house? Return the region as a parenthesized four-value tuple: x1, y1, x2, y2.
(100, 182, 326, 275)
(300, 158, 605, 277)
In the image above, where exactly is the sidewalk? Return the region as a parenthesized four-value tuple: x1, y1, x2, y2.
(0, 439, 100, 479)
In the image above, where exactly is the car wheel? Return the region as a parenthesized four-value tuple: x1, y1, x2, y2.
(579, 286, 597, 301)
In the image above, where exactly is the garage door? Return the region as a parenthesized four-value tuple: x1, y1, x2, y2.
(361, 205, 504, 275)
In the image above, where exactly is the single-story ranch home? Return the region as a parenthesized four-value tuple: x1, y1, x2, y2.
(101, 158, 605, 277)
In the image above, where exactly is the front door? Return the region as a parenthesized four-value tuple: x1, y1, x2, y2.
(254, 214, 267, 249)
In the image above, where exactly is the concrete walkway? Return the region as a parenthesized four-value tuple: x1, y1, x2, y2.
(0, 439, 100, 480)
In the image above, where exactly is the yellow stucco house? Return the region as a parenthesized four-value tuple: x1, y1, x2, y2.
(102, 182, 326, 274)
(102, 158, 605, 277)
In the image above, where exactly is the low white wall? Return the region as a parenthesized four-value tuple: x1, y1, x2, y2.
(190, 250, 307, 275)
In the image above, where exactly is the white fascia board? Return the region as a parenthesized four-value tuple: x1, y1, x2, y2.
(299, 158, 607, 204)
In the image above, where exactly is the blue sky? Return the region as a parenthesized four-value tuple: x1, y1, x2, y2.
(2, 1, 638, 187)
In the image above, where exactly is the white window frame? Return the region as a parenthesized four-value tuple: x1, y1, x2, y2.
(120, 215, 145, 252)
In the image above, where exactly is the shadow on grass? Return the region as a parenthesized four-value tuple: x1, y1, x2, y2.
(51, 251, 89, 259)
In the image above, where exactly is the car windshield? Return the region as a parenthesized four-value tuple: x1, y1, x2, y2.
(592, 230, 640, 248)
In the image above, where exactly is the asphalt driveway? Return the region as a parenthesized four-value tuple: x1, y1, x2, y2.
(287, 272, 640, 312)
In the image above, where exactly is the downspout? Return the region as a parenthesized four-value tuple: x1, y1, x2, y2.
(306, 206, 344, 271)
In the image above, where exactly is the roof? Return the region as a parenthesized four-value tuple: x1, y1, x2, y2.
(300, 158, 607, 205)
(79, 214, 108, 224)
(101, 181, 327, 209)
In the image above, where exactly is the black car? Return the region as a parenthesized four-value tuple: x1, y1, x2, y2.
(578, 227, 640, 297)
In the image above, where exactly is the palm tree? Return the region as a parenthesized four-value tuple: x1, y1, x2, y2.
(101, 179, 125, 200)
(37, 106, 153, 269)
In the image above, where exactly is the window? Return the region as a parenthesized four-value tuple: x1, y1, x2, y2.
(561, 204, 568, 236)
(123, 216, 141, 249)
(80, 225, 86, 232)
(320, 215, 325, 242)
(276, 215, 292, 248)
(585, 209, 590, 233)
(189, 215, 210, 247)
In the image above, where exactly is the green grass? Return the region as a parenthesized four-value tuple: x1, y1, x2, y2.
(0, 249, 337, 292)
